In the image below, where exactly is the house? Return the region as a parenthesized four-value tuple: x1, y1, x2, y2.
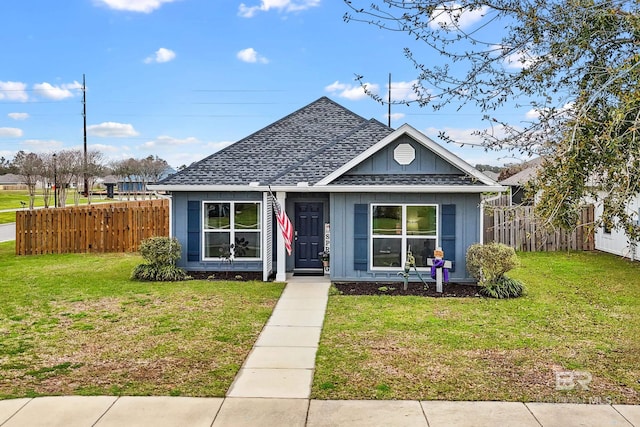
(0, 173, 27, 190)
(149, 97, 504, 282)
(593, 196, 640, 261)
(498, 157, 543, 205)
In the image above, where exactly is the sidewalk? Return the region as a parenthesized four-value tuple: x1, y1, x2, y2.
(0, 223, 15, 243)
(0, 276, 638, 426)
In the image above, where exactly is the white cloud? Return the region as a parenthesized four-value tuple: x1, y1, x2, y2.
(141, 135, 199, 148)
(238, 0, 320, 18)
(95, 0, 178, 13)
(429, 3, 488, 31)
(525, 102, 574, 120)
(525, 109, 540, 120)
(33, 81, 82, 100)
(388, 80, 421, 102)
(87, 122, 139, 138)
(89, 143, 125, 153)
(8, 112, 29, 121)
(0, 81, 28, 102)
(0, 127, 23, 138)
(236, 48, 269, 64)
(144, 47, 176, 64)
(324, 80, 379, 101)
(388, 112, 405, 122)
(493, 44, 537, 70)
(21, 139, 64, 151)
(424, 126, 486, 146)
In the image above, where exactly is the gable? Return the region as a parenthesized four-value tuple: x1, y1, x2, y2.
(345, 134, 464, 176)
(318, 124, 497, 188)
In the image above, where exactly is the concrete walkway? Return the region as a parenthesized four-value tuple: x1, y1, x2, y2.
(0, 223, 15, 242)
(227, 275, 331, 399)
(0, 276, 638, 426)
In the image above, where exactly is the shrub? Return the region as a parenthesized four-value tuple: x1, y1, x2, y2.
(132, 237, 190, 282)
(479, 275, 525, 299)
(138, 236, 182, 266)
(466, 243, 519, 285)
(466, 243, 524, 299)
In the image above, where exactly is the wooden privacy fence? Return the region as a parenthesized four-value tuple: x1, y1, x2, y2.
(484, 205, 595, 252)
(16, 199, 169, 255)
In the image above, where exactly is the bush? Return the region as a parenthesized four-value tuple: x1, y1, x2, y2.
(479, 275, 525, 299)
(132, 237, 190, 282)
(466, 243, 524, 299)
(139, 236, 182, 266)
(466, 243, 519, 285)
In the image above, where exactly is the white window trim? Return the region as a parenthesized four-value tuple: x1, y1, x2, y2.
(202, 200, 262, 261)
(369, 203, 439, 271)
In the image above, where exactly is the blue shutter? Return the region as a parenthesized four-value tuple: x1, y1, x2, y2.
(441, 204, 456, 271)
(354, 204, 368, 271)
(187, 201, 200, 262)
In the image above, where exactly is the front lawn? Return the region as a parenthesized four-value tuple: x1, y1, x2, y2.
(313, 251, 640, 404)
(0, 241, 284, 398)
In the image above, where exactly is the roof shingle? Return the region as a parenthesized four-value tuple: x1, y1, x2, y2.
(158, 97, 393, 186)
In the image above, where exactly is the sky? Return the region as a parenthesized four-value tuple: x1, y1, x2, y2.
(0, 0, 534, 170)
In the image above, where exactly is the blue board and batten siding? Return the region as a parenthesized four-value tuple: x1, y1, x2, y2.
(172, 191, 264, 272)
(347, 135, 461, 176)
(330, 192, 481, 282)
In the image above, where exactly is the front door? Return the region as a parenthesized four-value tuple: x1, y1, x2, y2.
(294, 202, 323, 269)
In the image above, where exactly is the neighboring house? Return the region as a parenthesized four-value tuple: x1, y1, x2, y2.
(593, 196, 640, 261)
(0, 173, 27, 190)
(481, 170, 500, 181)
(499, 157, 543, 205)
(104, 167, 176, 193)
(150, 97, 504, 282)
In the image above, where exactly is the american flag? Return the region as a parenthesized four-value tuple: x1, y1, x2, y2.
(270, 192, 293, 256)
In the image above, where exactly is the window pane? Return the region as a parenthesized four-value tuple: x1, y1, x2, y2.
(373, 238, 402, 268)
(204, 232, 230, 258)
(205, 203, 230, 229)
(372, 205, 402, 235)
(234, 232, 261, 258)
(235, 203, 260, 230)
(407, 238, 436, 267)
(406, 206, 437, 236)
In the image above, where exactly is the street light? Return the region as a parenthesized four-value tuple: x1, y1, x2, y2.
(53, 153, 57, 208)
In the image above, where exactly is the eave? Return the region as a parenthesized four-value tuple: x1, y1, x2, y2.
(148, 184, 506, 194)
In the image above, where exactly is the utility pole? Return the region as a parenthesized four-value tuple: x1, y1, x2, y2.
(388, 73, 392, 127)
(53, 153, 57, 208)
(82, 74, 88, 197)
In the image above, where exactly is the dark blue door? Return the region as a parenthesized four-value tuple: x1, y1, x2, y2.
(294, 202, 323, 269)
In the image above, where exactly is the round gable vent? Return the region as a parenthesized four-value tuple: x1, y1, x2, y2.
(393, 143, 416, 165)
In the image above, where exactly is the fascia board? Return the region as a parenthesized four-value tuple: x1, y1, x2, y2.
(149, 183, 506, 194)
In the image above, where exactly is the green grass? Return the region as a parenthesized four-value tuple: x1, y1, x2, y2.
(313, 251, 640, 404)
(0, 241, 284, 398)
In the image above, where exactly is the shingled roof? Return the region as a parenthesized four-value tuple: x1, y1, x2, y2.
(158, 97, 393, 187)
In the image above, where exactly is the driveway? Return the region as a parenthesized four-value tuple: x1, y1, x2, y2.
(0, 223, 16, 242)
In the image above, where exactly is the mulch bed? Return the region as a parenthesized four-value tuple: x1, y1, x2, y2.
(333, 281, 482, 297)
(187, 271, 264, 281)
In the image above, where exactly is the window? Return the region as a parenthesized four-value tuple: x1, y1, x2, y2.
(371, 204, 437, 269)
(203, 201, 261, 260)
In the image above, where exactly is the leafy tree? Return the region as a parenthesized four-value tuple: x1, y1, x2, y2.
(39, 153, 55, 208)
(344, 0, 640, 238)
(84, 150, 105, 205)
(53, 150, 81, 208)
(0, 156, 17, 174)
(13, 151, 43, 209)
